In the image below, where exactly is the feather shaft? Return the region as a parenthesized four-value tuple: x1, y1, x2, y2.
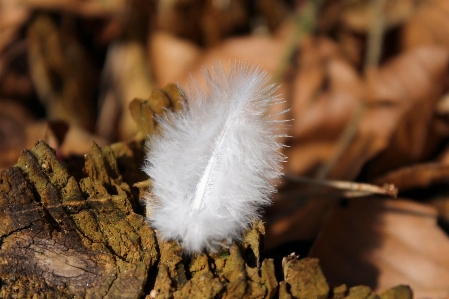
(191, 116, 232, 211)
(191, 149, 215, 211)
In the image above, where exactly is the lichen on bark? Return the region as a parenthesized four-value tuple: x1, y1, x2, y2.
(0, 140, 158, 298)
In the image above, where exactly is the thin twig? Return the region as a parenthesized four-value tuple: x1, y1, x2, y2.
(271, 175, 398, 222)
(285, 174, 398, 198)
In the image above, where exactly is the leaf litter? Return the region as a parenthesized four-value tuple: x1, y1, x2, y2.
(1, 0, 449, 298)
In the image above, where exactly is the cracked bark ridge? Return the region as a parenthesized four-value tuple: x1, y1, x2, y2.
(0, 140, 158, 298)
(150, 219, 278, 299)
(149, 221, 413, 299)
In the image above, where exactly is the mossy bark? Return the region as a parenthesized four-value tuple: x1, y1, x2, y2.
(0, 141, 157, 298)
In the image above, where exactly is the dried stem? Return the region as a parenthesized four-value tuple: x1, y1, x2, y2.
(285, 175, 398, 198)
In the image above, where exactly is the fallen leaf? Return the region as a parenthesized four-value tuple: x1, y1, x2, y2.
(362, 46, 449, 178)
(402, 0, 449, 51)
(149, 31, 201, 87)
(374, 163, 449, 192)
(309, 198, 449, 299)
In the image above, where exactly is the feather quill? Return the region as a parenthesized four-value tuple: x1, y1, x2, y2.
(143, 62, 287, 253)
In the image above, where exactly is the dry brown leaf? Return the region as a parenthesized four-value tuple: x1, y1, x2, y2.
(283, 44, 444, 181)
(149, 31, 201, 87)
(362, 46, 449, 178)
(266, 45, 449, 248)
(309, 198, 449, 299)
(402, 0, 449, 51)
(374, 163, 449, 192)
(290, 37, 356, 140)
(284, 36, 363, 177)
(373, 161, 449, 223)
(266, 195, 336, 248)
(164, 15, 305, 89)
(173, 33, 290, 90)
(289, 45, 449, 180)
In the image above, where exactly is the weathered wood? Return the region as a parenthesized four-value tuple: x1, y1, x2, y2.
(0, 140, 158, 298)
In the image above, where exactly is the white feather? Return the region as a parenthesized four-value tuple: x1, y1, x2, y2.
(143, 62, 287, 253)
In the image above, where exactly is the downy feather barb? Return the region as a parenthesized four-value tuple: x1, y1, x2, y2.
(143, 62, 288, 253)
